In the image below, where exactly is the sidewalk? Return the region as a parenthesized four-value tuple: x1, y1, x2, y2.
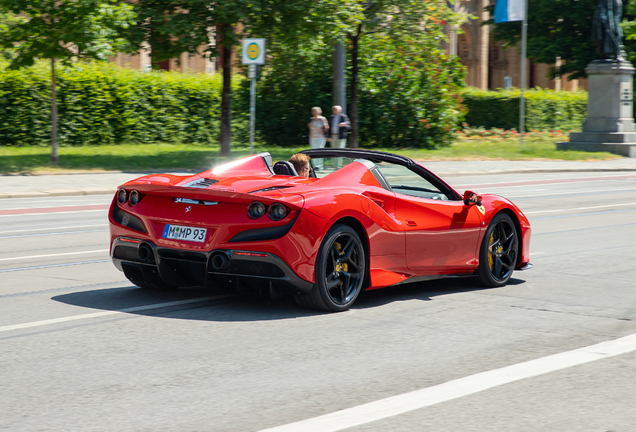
(1, 159, 636, 199)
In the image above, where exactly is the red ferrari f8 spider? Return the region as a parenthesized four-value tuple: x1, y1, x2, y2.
(109, 149, 532, 312)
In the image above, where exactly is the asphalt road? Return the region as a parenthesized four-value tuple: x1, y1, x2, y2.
(1, 172, 636, 432)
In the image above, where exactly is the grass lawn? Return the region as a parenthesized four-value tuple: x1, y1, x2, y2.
(0, 131, 620, 174)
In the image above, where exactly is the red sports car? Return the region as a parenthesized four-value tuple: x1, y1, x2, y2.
(109, 149, 532, 312)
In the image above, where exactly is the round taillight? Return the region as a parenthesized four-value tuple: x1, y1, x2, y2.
(130, 190, 140, 206)
(117, 189, 127, 204)
(247, 201, 267, 219)
(268, 203, 288, 221)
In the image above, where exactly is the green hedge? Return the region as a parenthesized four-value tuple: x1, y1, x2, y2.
(0, 62, 248, 146)
(461, 87, 587, 131)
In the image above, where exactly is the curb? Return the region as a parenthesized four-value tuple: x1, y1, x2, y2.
(0, 188, 116, 199)
(2, 167, 636, 199)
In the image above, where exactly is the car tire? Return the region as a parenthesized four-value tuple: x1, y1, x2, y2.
(294, 224, 366, 312)
(476, 212, 519, 287)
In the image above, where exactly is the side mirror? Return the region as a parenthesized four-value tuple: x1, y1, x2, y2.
(463, 190, 482, 206)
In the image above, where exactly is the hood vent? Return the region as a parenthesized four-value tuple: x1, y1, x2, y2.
(249, 186, 293, 194)
(181, 178, 219, 188)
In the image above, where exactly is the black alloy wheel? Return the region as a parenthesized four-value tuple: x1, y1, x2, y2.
(476, 213, 518, 287)
(294, 224, 366, 312)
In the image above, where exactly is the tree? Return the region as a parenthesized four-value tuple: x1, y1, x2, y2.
(621, 0, 636, 62)
(245, 29, 465, 148)
(0, 0, 135, 163)
(127, 0, 360, 157)
(487, 0, 636, 80)
(345, 0, 463, 148)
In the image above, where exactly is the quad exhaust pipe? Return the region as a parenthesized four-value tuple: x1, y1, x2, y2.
(210, 252, 230, 271)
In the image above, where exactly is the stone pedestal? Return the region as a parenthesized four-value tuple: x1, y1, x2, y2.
(557, 60, 636, 157)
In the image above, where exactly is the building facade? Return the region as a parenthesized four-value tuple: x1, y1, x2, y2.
(111, 2, 585, 92)
(448, 0, 586, 91)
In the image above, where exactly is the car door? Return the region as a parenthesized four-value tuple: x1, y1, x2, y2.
(374, 161, 483, 274)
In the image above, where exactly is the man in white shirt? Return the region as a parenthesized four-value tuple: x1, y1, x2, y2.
(327, 105, 350, 148)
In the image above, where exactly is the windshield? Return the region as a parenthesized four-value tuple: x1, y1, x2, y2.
(374, 161, 449, 200)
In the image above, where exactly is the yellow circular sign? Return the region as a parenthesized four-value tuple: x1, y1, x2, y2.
(247, 43, 260, 60)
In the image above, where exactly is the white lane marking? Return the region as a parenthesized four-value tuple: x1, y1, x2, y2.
(531, 208, 636, 220)
(259, 332, 636, 432)
(0, 224, 107, 235)
(525, 202, 636, 215)
(0, 210, 106, 218)
(0, 229, 108, 239)
(0, 295, 233, 333)
(531, 252, 545, 255)
(510, 187, 636, 199)
(0, 198, 111, 204)
(486, 187, 551, 191)
(0, 203, 110, 211)
(453, 173, 636, 189)
(0, 249, 109, 262)
(0, 260, 111, 273)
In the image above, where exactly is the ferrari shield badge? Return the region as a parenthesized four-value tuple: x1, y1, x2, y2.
(477, 204, 486, 215)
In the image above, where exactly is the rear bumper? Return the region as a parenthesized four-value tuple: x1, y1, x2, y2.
(111, 237, 314, 294)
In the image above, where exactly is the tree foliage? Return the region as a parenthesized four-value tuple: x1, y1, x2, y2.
(126, 0, 360, 156)
(345, 0, 465, 147)
(0, 0, 134, 68)
(245, 29, 466, 148)
(0, 0, 135, 162)
(488, 0, 636, 79)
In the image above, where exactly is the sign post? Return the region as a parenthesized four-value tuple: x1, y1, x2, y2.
(494, 0, 527, 144)
(242, 38, 266, 155)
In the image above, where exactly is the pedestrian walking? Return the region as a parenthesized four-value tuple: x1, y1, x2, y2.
(307, 107, 328, 150)
(327, 105, 350, 149)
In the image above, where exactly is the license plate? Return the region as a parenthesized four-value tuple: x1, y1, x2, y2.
(162, 225, 207, 242)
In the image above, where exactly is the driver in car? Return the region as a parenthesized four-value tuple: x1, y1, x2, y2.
(289, 153, 311, 178)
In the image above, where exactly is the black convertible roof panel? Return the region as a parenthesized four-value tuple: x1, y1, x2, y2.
(300, 148, 415, 166)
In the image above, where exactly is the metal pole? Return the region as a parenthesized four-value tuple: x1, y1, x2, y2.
(450, 1, 460, 56)
(519, 0, 528, 144)
(333, 43, 346, 114)
(249, 75, 256, 154)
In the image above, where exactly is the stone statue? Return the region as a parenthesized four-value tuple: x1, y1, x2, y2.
(593, 0, 627, 60)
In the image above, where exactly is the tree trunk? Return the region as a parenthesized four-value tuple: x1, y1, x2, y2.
(51, 57, 59, 164)
(349, 26, 362, 149)
(219, 25, 232, 157)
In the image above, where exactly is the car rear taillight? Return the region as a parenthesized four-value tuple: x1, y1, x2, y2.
(247, 201, 267, 219)
(130, 190, 140, 206)
(268, 203, 288, 221)
(117, 189, 127, 204)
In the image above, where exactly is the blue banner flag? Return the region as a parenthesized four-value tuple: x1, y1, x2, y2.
(494, 0, 525, 23)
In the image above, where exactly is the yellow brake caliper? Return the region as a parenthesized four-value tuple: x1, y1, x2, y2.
(488, 232, 494, 269)
(334, 242, 348, 273)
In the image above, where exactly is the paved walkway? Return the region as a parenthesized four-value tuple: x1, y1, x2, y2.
(2, 158, 636, 199)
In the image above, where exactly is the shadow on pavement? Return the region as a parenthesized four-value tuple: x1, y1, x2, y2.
(52, 276, 526, 322)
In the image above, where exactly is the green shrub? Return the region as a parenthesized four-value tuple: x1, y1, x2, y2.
(461, 87, 587, 132)
(0, 61, 247, 146)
